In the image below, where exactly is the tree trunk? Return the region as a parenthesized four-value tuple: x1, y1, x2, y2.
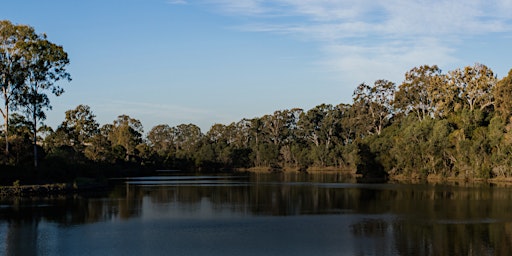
(4, 106, 8, 155)
(2, 88, 9, 155)
(33, 102, 38, 168)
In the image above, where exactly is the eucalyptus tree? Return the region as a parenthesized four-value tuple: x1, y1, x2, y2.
(279, 108, 303, 167)
(448, 63, 497, 112)
(204, 123, 230, 165)
(173, 123, 202, 160)
(298, 104, 333, 148)
(352, 79, 395, 135)
(206, 120, 255, 168)
(84, 124, 113, 163)
(147, 124, 175, 158)
(232, 119, 260, 168)
(230, 119, 252, 149)
(494, 69, 512, 120)
(255, 111, 287, 166)
(206, 123, 228, 145)
(247, 117, 264, 166)
(45, 105, 98, 159)
(15, 31, 71, 167)
(394, 65, 442, 121)
(260, 112, 284, 146)
(255, 109, 304, 167)
(108, 115, 144, 160)
(59, 105, 99, 151)
(260, 109, 301, 146)
(298, 104, 341, 167)
(4, 113, 32, 165)
(337, 103, 356, 145)
(0, 20, 38, 155)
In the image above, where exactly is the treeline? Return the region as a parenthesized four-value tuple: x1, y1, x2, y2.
(3, 21, 512, 181)
(4, 62, 512, 181)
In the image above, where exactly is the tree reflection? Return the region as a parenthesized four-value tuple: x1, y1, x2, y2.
(1, 173, 512, 255)
(6, 220, 38, 256)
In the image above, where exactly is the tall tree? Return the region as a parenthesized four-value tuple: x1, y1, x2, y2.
(84, 124, 113, 163)
(45, 105, 99, 154)
(449, 63, 497, 112)
(298, 104, 340, 167)
(109, 115, 144, 159)
(16, 34, 70, 167)
(352, 79, 395, 135)
(494, 69, 512, 120)
(147, 124, 174, 158)
(0, 20, 38, 155)
(173, 123, 202, 159)
(337, 103, 356, 145)
(54, 104, 99, 152)
(394, 65, 442, 120)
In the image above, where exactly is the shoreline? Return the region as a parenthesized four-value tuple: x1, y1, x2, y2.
(2, 170, 512, 198)
(0, 183, 75, 198)
(0, 180, 110, 198)
(239, 168, 512, 186)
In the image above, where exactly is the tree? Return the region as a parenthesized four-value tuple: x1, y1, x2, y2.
(108, 115, 144, 160)
(493, 69, 512, 120)
(246, 117, 264, 166)
(203, 123, 228, 166)
(337, 103, 356, 145)
(230, 119, 252, 149)
(0, 20, 38, 155)
(352, 79, 395, 135)
(173, 123, 202, 159)
(298, 104, 340, 167)
(449, 63, 497, 112)
(58, 105, 99, 151)
(147, 124, 174, 158)
(84, 124, 113, 163)
(44, 105, 98, 165)
(394, 65, 443, 120)
(15, 33, 71, 167)
(2, 113, 32, 165)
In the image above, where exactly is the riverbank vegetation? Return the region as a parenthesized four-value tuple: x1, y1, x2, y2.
(2, 20, 512, 184)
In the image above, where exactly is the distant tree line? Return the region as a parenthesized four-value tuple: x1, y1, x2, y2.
(3, 21, 512, 182)
(5, 63, 512, 181)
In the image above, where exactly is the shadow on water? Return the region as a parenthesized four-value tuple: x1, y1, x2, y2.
(1, 172, 512, 255)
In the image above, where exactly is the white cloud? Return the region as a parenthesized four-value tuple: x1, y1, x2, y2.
(204, 0, 512, 86)
(322, 38, 457, 83)
(205, 0, 272, 16)
(167, 0, 187, 5)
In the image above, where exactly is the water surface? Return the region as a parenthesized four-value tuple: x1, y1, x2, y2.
(1, 172, 512, 255)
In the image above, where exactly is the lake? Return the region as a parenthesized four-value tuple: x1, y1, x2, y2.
(1, 172, 512, 255)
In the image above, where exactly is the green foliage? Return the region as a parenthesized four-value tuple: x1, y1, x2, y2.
(355, 143, 387, 180)
(2, 21, 512, 182)
(1, 20, 71, 168)
(494, 69, 512, 120)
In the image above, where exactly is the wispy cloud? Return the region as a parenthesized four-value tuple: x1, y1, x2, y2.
(167, 0, 187, 5)
(204, 0, 512, 85)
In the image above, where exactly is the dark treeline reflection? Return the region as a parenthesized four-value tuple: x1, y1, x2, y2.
(1, 173, 512, 255)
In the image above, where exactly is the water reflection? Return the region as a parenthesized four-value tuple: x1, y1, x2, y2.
(1, 172, 512, 255)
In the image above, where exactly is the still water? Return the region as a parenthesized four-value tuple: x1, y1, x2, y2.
(1, 172, 512, 255)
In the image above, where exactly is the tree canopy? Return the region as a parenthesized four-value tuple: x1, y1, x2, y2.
(0, 20, 70, 167)
(4, 19, 512, 183)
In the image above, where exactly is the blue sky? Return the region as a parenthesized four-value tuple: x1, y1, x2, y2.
(2, 0, 512, 133)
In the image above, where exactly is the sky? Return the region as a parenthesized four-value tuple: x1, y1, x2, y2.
(2, 0, 512, 133)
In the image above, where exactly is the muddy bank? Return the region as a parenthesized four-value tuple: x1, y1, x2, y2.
(0, 183, 75, 197)
(0, 180, 109, 198)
